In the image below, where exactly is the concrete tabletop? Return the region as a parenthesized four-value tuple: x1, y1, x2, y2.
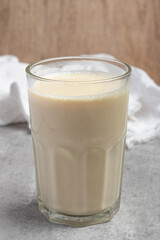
(0, 124, 160, 240)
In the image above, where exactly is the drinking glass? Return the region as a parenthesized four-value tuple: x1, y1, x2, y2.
(26, 57, 131, 227)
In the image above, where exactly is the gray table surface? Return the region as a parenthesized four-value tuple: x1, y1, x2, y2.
(0, 123, 160, 240)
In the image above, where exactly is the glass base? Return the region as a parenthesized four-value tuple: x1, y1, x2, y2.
(38, 197, 120, 227)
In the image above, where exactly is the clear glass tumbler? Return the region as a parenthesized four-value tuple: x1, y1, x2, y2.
(26, 57, 131, 227)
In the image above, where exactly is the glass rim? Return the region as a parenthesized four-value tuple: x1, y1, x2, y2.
(25, 56, 132, 83)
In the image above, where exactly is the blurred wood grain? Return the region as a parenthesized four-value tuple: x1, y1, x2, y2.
(0, 0, 160, 84)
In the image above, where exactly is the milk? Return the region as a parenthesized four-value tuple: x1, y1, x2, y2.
(28, 71, 129, 216)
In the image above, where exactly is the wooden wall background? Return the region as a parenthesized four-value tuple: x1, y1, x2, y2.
(0, 0, 160, 84)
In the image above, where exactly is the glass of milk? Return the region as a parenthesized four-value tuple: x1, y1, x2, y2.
(26, 57, 131, 227)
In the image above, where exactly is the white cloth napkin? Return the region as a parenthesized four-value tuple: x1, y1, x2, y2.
(0, 54, 160, 148)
